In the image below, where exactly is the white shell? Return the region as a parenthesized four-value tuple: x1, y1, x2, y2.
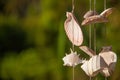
(79, 46, 96, 57)
(81, 55, 106, 77)
(84, 10, 98, 18)
(99, 51, 117, 65)
(62, 49, 81, 67)
(81, 15, 108, 26)
(81, 8, 113, 26)
(100, 8, 113, 17)
(99, 51, 117, 77)
(101, 68, 110, 77)
(64, 12, 83, 46)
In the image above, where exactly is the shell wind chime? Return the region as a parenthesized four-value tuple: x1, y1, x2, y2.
(62, 0, 117, 80)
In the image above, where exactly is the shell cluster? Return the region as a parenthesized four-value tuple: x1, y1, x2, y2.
(62, 7, 117, 78)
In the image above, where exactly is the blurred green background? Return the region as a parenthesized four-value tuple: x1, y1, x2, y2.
(0, 0, 120, 80)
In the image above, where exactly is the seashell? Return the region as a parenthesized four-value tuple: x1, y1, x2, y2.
(99, 46, 117, 77)
(62, 48, 81, 67)
(64, 12, 83, 46)
(101, 68, 110, 77)
(79, 46, 96, 57)
(81, 15, 108, 26)
(81, 8, 113, 26)
(84, 10, 98, 19)
(100, 46, 112, 52)
(100, 8, 113, 17)
(81, 55, 107, 77)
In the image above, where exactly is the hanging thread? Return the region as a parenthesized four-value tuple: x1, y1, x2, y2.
(105, 77, 107, 80)
(89, 0, 92, 11)
(72, 67, 75, 80)
(93, 0, 96, 53)
(94, 0, 96, 12)
(72, 0, 75, 13)
(72, 0, 75, 80)
(89, 25, 92, 48)
(94, 25, 96, 53)
(72, 0, 75, 51)
(104, 0, 106, 10)
(89, 0, 92, 48)
(104, 0, 107, 46)
(89, 77, 92, 80)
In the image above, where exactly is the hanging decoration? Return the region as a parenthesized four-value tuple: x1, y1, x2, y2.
(64, 12, 83, 46)
(83, 10, 98, 19)
(81, 8, 113, 26)
(62, 48, 81, 67)
(81, 55, 107, 77)
(62, 0, 117, 79)
(99, 46, 117, 77)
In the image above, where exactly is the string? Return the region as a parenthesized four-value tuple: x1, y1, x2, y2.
(103, 0, 107, 46)
(89, 0, 92, 48)
(89, 0, 92, 11)
(72, 0, 75, 13)
(89, 0, 92, 74)
(72, 66, 75, 80)
(93, 0, 96, 53)
(94, 0, 96, 12)
(71, 0, 75, 51)
(105, 77, 107, 80)
(104, 0, 106, 10)
(95, 77, 98, 80)
(104, 0, 107, 46)
(89, 77, 92, 80)
(72, 0, 75, 79)
(89, 25, 92, 48)
(93, 25, 96, 53)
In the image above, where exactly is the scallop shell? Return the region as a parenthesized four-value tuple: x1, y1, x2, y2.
(64, 12, 83, 46)
(99, 47, 117, 77)
(84, 10, 98, 19)
(79, 46, 96, 57)
(81, 55, 107, 77)
(81, 15, 108, 26)
(100, 8, 113, 17)
(81, 8, 113, 26)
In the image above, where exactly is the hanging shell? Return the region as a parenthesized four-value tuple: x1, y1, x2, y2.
(81, 15, 108, 26)
(62, 48, 81, 67)
(100, 8, 113, 17)
(99, 46, 117, 77)
(79, 46, 96, 57)
(81, 55, 107, 77)
(81, 8, 113, 26)
(64, 12, 83, 46)
(84, 10, 98, 18)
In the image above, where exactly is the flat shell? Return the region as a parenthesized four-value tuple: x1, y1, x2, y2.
(64, 12, 83, 46)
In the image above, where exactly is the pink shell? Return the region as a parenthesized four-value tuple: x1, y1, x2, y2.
(64, 12, 83, 46)
(81, 15, 108, 26)
(79, 46, 96, 57)
(99, 51, 117, 77)
(84, 10, 98, 19)
(100, 8, 113, 17)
